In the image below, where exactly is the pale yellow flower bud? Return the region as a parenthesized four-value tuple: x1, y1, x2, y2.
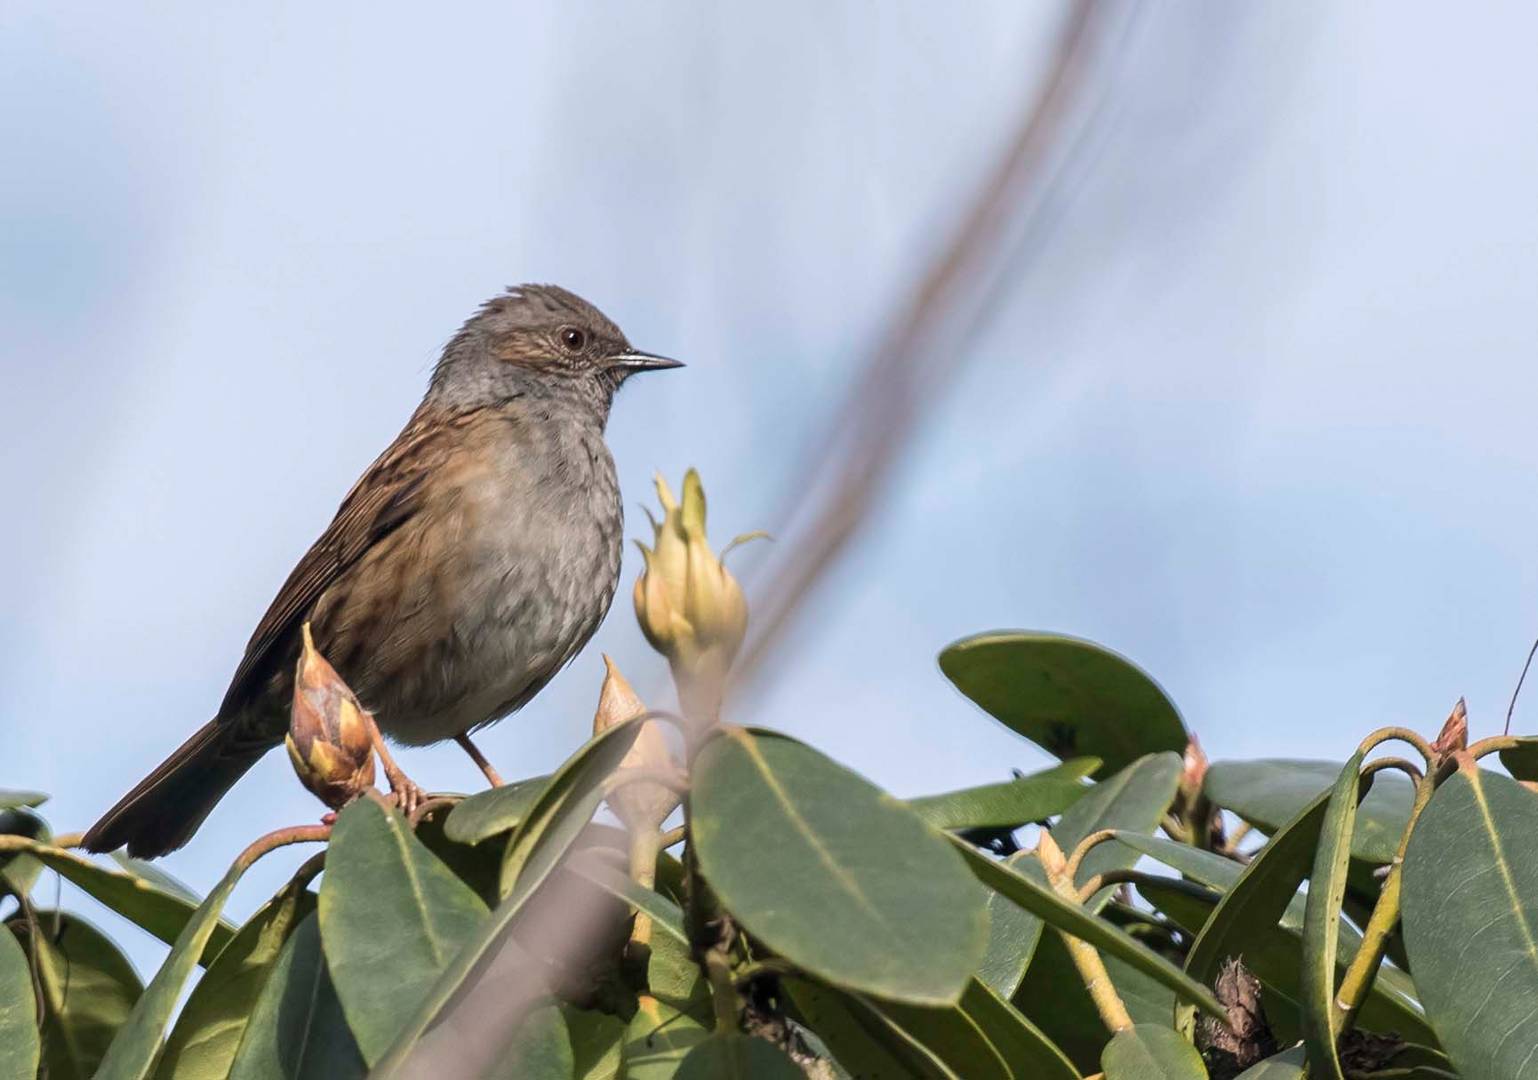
(593, 655, 679, 833)
(632, 470, 757, 720)
(287, 623, 376, 809)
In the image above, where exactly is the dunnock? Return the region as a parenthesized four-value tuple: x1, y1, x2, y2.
(83, 284, 681, 857)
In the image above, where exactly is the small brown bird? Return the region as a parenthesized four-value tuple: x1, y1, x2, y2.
(83, 284, 681, 857)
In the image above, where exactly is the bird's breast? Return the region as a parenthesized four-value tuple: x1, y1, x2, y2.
(339, 417, 623, 745)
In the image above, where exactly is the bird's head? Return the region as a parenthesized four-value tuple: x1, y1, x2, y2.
(428, 283, 681, 415)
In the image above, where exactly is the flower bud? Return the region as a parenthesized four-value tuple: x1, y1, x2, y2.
(632, 470, 757, 715)
(594, 655, 679, 833)
(287, 623, 376, 809)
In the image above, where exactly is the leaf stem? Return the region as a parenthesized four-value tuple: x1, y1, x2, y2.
(1332, 769, 1437, 1034)
(1038, 831, 1133, 1033)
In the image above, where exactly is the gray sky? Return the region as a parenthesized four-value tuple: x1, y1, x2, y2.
(3, 1, 1535, 975)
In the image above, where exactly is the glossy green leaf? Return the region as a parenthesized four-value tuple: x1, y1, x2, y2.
(0, 808, 50, 897)
(977, 853, 1048, 998)
(623, 994, 709, 1079)
(412, 801, 504, 905)
(1204, 758, 1411, 864)
(1234, 1044, 1306, 1078)
(110, 855, 202, 905)
(94, 851, 255, 1080)
(1013, 927, 1174, 1072)
(675, 1033, 803, 1079)
(1055, 753, 1182, 901)
(0, 926, 39, 1080)
(975, 754, 1181, 1004)
(939, 632, 1187, 777)
(961, 977, 1081, 1079)
(1403, 764, 1538, 1079)
(9, 913, 139, 1080)
(155, 876, 315, 1079)
(227, 913, 365, 1080)
(1298, 752, 1367, 1080)
(952, 838, 1224, 1019)
(371, 716, 646, 1077)
(443, 774, 551, 845)
(692, 728, 989, 1005)
(783, 978, 960, 1079)
(563, 1004, 624, 1080)
(1123, 833, 1429, 1041)
(0, 791, 47, 810)
(504, 1002, 573, 1078)
(1101, 1024, 1207, 1078)
(318, 796, 488, 1065)
(907, 760, 1096, 831)
(0, 836, 234, 964)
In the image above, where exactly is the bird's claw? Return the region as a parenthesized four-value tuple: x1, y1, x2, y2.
(384, 768, 427, 818)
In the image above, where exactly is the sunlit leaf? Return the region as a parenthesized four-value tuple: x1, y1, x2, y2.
(0, 836, 234, 964)
(443, 775, 551, 845)
(692, 727, 988, 1005)
(155, 875, 315, 1079)
(318, 796, 488, 1066)
(622, 994, 708, 1079)
(1101, 1024, 1206, 1078)
(370, 716, 646, 1077)
(0, 926, 39, 1080)
(9, 913, 139, 1080)
(504, 1002, 573, 1079)
(1403, 764, 1538, 1079)
(907, 760, 1095, 831)
(939, 632, 1187, 777)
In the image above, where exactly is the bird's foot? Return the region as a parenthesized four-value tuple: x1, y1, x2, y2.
(454, 732, 506, 788)
(383, 764, 427, 818)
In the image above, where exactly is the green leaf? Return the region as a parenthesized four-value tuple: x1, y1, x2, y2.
(565, 850, 688, 944)
(951, 838, 1225, 1019)
(8, 913, 139, 1080)
(227, 913, 365, 1080)
(960, 977, 1081, 1080)
(155, 875, 316, 1079)
(1117, 831, 1429, 1043)
(504, 1002, 574, 1079)
(1101, 1024, 1207, 1078)
(0, 836, 235, 964)
(1234, 1045, 1307, 1078)
(1013, 928, 1174, 1073)
(1204, 759, 1411, 865)
(691, 728, 988, 1005)
(1055, 753, 1183, 901)
(623, 994, 709, 1079)
(443, 774, 551, 845)
(976, 856, 1048, 998)
(318, 796, 489, 1066)
(908, 760, 1096, 831)
(675, 1033, 803, 1079)
(0, 926, 39, 1080)
(0, 791, 47, 810)
(563, 1004, 625, 1080)
(1498, 736, 1538, 780)
(939, 632, 1187, 777)
(110, 855, 203, 906)
(783, 978, 960, 1079)
(1298, 752, 1368, 1080)
(93, 850, 256, 1080)
(1402, 764, 1538, 1079)
(370, 716, 647, 1077)
(975, 755, 1181, 1004)
(0, 808, 50, 898)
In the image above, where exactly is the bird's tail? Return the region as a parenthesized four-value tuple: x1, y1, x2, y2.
(82, 718, 267, 858)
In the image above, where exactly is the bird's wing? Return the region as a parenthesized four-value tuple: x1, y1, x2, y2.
(217, 408, 465, 716)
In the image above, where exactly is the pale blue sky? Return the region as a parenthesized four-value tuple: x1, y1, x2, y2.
(3, 2, 1535, 975)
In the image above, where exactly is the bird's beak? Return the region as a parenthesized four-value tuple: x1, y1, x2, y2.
(606, 350, 684, 374)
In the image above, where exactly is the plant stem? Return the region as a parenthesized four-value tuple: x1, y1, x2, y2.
(627, 828, 662, 953)
(1038, 831, 1134, 1033)
(1332, 769, 1437, 1034)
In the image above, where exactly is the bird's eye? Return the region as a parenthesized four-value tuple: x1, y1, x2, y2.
(560, 327, 586, 351)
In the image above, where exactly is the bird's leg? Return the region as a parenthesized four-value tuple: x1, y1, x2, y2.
(454, 732, 505, 788)
(366, 722, 425, 816)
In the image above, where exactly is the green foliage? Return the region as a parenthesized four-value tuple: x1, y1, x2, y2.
(3, 625, 1534, 1078)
